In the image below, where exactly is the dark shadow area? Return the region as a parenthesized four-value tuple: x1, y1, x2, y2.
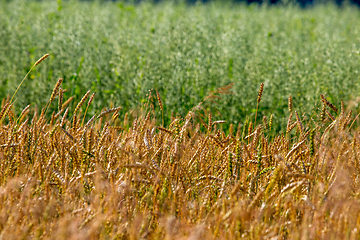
(105, 0, 360, 7)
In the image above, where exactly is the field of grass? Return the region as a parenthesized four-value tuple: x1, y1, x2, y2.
(2, 1, 360, 239)
(1, 0, 360, 129)
(1, 56, 360, 238)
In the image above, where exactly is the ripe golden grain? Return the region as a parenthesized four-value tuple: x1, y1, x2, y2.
(74, 90, 91, 115)
(34, 53, 49, 66)
(320, 103, 326, 121)
(62, 96, 74, 109)
(343, 110, 353, 130)
(255, 83, 264, 126)
(49, 78, 63, 103)
(288, 95, 293, 112)
(295, 111, 304, 133)
(321, 94, 338, 113)
(58, 88, 63, 113)
(257, 83, 264, 103)
(88, 93, 95, 106)
(0, 101, 10, 123)
(325, 109, 336, 121)
(156, 90, 163, 111)
(286, 112, 293, 133)
(2, 67, 360, 239)
(157, 126, 173, 135)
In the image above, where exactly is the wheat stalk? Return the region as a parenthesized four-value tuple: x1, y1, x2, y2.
(320, 94, 338, 113)
(81, 92, 95, 127)
(254, 83, 264, 127)
(74, 90, 91, 115)
(49, 78, 63, 103)
(156, 90, 164, 126)
(10, 54, 49, 104)
(295, 111, 304, 133)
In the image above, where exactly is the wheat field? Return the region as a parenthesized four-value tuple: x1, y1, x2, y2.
(0, 56, 359, 239)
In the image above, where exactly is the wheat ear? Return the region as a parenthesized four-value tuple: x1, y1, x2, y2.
(74, 90, 91, 115)
(45, 78, 63, 114)
(156, 90, 164, 126)
(320, 94, 338, 113)
(295, 111, 304, 133)
(49, 78, 63, 103)
(81, 93, 95, 126)
(0, 101, 10, 124)
(254, 83, 264, 127)
(288, 95, 293, 112)
(58, 88, 63, 113)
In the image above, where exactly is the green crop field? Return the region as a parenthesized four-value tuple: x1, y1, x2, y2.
(1, 0, 360, 129)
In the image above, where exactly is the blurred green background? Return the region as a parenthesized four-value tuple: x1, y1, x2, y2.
(1, 0, 360, 130)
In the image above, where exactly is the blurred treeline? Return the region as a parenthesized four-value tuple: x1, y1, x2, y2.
(98, 0, 360, 7)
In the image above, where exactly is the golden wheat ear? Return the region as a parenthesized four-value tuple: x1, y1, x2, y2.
(288, 95, 292, 112)
(0, 101, 11, 124)
(254, 82, 264, 127)
(320, 94, 338, 113)
(156, 90, 164, 126)
(34, 53, 49, 66)
(49, 78, 63, 104)
(81, 92, 95, 126)
(43, 78, 64, 115)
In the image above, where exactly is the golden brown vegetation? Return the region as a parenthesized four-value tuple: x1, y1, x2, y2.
(1, 71, 360, 239)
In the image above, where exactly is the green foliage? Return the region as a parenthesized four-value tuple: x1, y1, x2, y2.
(1, 1, 360, 129)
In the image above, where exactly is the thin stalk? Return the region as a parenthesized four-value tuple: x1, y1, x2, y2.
(10, 54, 49, 104)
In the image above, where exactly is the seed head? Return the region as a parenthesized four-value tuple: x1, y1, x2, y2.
(288, 95, 292, 112)
(269, 114, 273, 131)
(34, 54, 49, 66)
(58, 88, 63, 113)
(74, 90, 91, 115)
(257, 83, 264, 103)
(88, 93, 95, 106)
(295, 111, 304, 133)
(320, 103, 326, 122)
(320, 94, 338, 113)
(156, 90, 163, 111)
(49, 78, 63, 103)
